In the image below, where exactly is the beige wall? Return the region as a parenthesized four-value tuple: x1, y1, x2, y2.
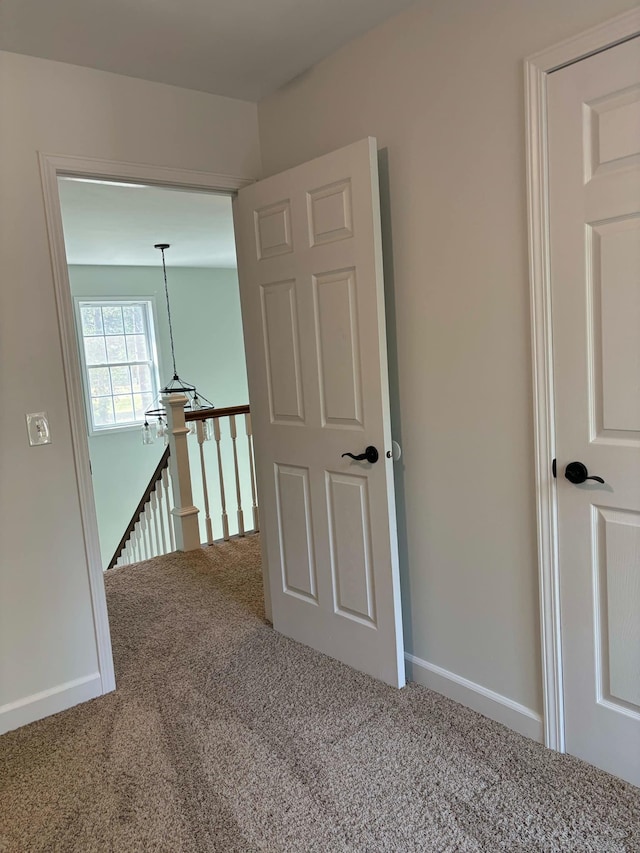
(0, 51, 260, 723)
(257, 0, 637, 714)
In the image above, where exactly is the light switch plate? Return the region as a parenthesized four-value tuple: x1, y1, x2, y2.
(26, 412, 51, 446)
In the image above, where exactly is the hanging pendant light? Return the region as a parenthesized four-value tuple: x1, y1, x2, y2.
(142, 243, 215, 444)
(141, 421, 155, 445)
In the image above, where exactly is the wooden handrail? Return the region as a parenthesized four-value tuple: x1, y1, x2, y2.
(107, 446, 170, 571)
(184, 404, 250, 423)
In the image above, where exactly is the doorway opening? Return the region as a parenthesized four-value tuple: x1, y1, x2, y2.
(56, 176, 253, 571)
(40, 154, 256, 694)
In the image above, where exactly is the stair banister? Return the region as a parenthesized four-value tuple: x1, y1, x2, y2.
(107, 445, 170, 570)
(108, 400, 257, 571)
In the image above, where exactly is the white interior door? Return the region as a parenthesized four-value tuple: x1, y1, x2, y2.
(549, 37, 640, 786)
(234, 138, 405, 687)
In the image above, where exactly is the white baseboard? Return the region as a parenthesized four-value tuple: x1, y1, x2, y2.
(405, 653, 544, 743)
(0, 672, 102, 735)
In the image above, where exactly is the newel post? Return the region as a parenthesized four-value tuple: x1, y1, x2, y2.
(163, 394, 200, 552)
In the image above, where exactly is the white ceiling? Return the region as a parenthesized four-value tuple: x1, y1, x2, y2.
(0, 0, 416, 101)
(58, 179, 237, 268)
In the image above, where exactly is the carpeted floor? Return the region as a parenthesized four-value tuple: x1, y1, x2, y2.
(1, 537, 639, 852)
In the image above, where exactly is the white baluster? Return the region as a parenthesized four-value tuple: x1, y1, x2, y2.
(142, 507, 150, 558)
(150, 490, 161, 557)
(156, 477, 168, 555)
(137, 516, 144, 561)
(142, 509, 151, 559)
(162, 467, 175, 552)
(245, 412, 259, 532)
(214, 417, 229, 541)
(133, 522, 141, 562)
(230, 415, 245, 536)
(196, 420, 214, 545)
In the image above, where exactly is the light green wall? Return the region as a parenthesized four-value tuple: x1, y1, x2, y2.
(69, 265, 249, 567)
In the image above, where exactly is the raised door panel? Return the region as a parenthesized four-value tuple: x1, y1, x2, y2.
(307, 180, 353, 247)
(589, 216, 640, 439)
(274, 464, 318, 604)
(260, 280, 305, 424)
(586, 86, 640, 179)
(313, 269, 363, 428)
(254, 200, 293, 260)
(325, 471, 377, 626)
(595, 508, 640, 712)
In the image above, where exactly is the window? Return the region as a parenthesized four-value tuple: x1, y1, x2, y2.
(76, 299, 159, 433)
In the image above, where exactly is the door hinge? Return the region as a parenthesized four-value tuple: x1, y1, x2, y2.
(552, 458, 556, 478)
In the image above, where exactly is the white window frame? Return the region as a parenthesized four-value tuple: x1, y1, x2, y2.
(74, 296, 161, 436)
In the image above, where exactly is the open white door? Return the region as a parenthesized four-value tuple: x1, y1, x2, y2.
(549, 37, 640, 786)
(234, 138, 405, 687)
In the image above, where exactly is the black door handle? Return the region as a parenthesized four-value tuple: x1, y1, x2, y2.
(342, 446, 379, 464)
(564, 461, 604, 485)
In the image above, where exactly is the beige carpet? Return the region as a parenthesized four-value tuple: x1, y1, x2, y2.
(1, 537, 638, 852)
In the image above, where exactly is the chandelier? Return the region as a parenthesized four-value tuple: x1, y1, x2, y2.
(142, 243, 214, 444)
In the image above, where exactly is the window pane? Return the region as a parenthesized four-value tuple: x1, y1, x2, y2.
(84, 336, 107, 365)
(113, 394, 135, 423)
(131, 364, 152, 393)
(82, 301, 156, 430)
(106, 336, 127, 363)
(102, 306, 124, 335)
(92, 396, 114, 426)
(110, 366, 132, 395)
(88, 366, 111, 397)
(81, 306, 103, 336)
(123, 305, 145, 334)
(134, 392, 154, 420)
(126, 334, 148, 361)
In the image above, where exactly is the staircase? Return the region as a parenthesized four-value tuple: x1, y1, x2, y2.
(109, 396, 259, 569)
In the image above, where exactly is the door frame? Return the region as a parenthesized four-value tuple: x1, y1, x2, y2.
(39, 152, 253, 696)
(525, 7, 640, 752)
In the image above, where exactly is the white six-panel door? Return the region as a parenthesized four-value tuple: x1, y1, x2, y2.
(233, 138, 405, 687)
(548, 37, 640, 786)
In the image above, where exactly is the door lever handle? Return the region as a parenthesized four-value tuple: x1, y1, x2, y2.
(564, 461, 605, 485)
(342, 446, 379, 464)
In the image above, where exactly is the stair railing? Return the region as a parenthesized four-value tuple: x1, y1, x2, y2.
(108, 396, 259, 570)
(108, 446, 172, 570)
(185, 403, 259, 546)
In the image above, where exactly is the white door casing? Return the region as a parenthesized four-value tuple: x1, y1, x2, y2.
(36, 154, 253, 727)
(234, 138, 405, 687)
(548, 37, 640, 786)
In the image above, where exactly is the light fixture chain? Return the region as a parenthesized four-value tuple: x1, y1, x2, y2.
(160, 246, 178, 378)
